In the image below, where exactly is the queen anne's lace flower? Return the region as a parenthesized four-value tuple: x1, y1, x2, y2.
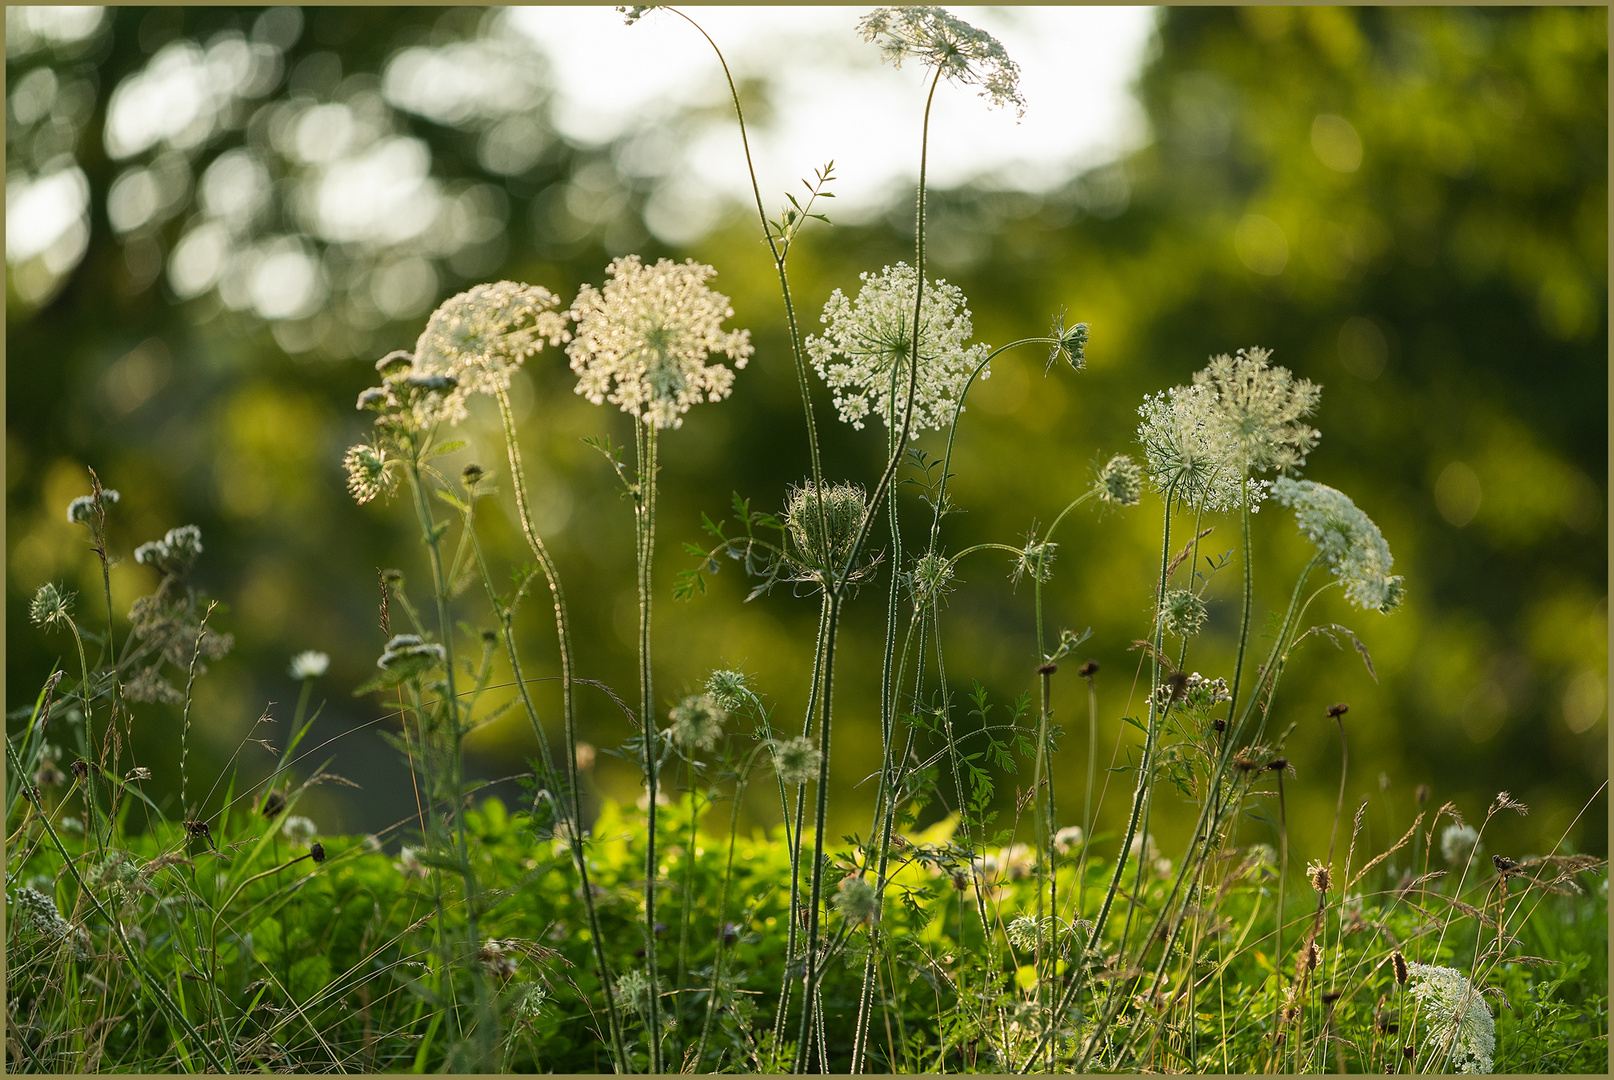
(1095, 453, 1143, 507)
(1440, 823, 1482, 866)
(858, 7, 1026, 117)
(343, 442, 396, 505)
(1136, 383, 1247, 512)
(668, 693, 726, 753)
(770, 735, 821, 785)
(1193, 347, 1321, 474)
(408, 281, 570, 427)
(808, 263, 991, 437)
(1272, 477, 1404, 613)
(1407, 963, 1495, 1073)
(288, 650, 330, 680)
(567, 256, 752, 430)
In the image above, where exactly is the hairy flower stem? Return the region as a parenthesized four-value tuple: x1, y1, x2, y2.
(1106, 560, 1328, 1070)
(632, 421, 665, 1073)
(668, 7, 830, 558)
(772, 596, 830, 1054)
(405, 453, 496, 1068)
(794, 591, 844, 1072)
(494, 389, 628, 1072)
(1016, 490, 1176, 1072)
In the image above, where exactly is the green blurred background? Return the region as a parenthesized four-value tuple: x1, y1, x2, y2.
(7, 7, 1607, 862)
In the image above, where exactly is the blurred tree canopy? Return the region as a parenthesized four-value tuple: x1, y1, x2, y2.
(8, 7, 1605, 854)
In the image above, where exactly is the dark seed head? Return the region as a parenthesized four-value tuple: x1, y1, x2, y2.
(1212, 718, 1227, 733)
(1402, 1045, 1414, 1060)
(260, 790, 286, 819)
(461, 463, 485, 486)
(1037, 662, 1058, 676)
(1327, 702, 1349, 719)
(1322, 990, 1342, 1005)
(70, 760, 91, 780)
(1267, 757, 1289, 773)
(310, 841, 326, 864)
(1078, 660, 1099, 678)
(1392, 950, 1408, 985)
(1492, 855, 1519, 875)
(1415, 783, 1430, 805)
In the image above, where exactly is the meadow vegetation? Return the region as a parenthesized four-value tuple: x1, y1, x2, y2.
(7, 6, 1606, 1073)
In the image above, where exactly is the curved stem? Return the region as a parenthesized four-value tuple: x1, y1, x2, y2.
(496, 389, 627, 1071)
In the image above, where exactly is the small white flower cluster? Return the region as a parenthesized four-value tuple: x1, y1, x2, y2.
(1053, 824, 1085, 854)
(807, 263, 991, 437)
(1272, 477, 1404, 613)
(410, 281, 570, 427)
(1440, 822, 1482, 867)
(67, 488, 118, 525)
(280, 814, 318, 849)
(857, 6, 1026, 117)
(288, 650, 330, 680)
(134, 525, 204, 568)
(568, 256, 753, 431)
(343, 441, 395, 506)
(1407, 962, 1495, 1073)
(377, 633, 447, 670)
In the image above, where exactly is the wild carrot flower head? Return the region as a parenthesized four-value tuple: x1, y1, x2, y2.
(343, 442, 397, 506)
(408, 281, 570, 427)
(288, 650, 330, 680)
(1159, 589, 1207, 638)
(669, 693, 726, 754)
(1136, 383, 1249, 512)
(1048, 312, 1089, 372)
(807, 263, 991, 437)
(857, 7, 1026, 117)
(770, 735, 821, 785)
(1440, 823, 1482, 867)
(1272, 477, 1404, 613)
(1406, 963, 1495, 1073)
(1193, 347, 1321, 475)
(785, 481, 868, 571)
(567, 256, 752, 430)
(834, 874, 881, 925)
(1095, 453, 1143, 507)
(29, 582, 74, 630)
(705, 669, 752, 712)
(280, 814, 318, 848)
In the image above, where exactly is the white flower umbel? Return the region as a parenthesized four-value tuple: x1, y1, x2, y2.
(409, 281, 570, 427)
(567, 256, 753, 430)
(807, 263, 991, 437)
(858, 7, 1026, 117)
(1193, 347, 1321, 475)
(1407, 962, 1495, 1073)
(288, 650, 330, 680)
(1136, 382, 1247, 512)
(1272, 477, 1405, 613)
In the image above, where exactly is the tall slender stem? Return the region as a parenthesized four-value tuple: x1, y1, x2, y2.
(496, 389, 627, 1071)
(635, 421, 664, 1073)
